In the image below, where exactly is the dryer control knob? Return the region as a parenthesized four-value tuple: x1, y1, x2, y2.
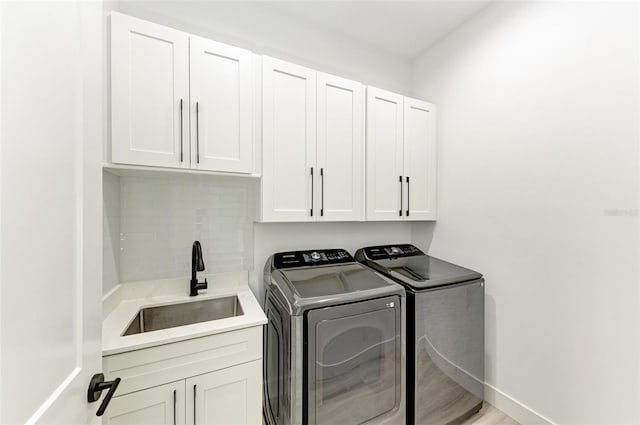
(310, 251, 321, 261)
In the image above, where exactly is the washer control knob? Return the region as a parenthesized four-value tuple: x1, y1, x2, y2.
(391, 247, 401, 254)
(310, 251, 321, 261)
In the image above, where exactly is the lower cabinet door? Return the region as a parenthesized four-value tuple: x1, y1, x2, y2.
(104, 381, 186, 425)
(186, 360, 262, 425)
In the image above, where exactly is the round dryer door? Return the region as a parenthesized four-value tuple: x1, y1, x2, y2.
(306, 296, 403, 425)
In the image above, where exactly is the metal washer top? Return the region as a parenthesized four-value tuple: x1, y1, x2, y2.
(265, 253, 405, 316)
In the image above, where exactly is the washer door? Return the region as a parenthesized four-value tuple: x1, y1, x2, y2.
(306, 296, 401, 425)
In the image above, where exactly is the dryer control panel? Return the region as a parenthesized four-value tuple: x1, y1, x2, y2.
(362, 244, 425, 260)
(273, 249, 354, 269)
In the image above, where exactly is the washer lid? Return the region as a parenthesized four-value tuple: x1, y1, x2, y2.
(266, 249, 406, 315)
(355, 244, 482, 290)
(281, 263, 394, 298)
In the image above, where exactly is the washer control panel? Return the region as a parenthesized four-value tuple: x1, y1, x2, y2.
(362, 244, 425, 260)
(273, 249, 354, 269)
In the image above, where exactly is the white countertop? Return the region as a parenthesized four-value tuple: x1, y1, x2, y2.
(102, 272, 267, 356)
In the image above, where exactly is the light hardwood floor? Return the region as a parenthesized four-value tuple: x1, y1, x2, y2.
(461, 403, 520, 425)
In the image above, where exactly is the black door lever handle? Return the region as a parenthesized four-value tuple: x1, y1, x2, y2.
(88, 373, 121, 416)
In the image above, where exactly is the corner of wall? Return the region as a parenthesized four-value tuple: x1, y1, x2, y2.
(484, 384, 554, 425)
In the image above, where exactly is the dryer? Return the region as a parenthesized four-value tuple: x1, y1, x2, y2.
(355, 244, 484, 425)
(263, 248, 406, 425)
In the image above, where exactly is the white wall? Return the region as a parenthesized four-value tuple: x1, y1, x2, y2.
(107, 0, 413, 95)
(412, 2, 639, 424)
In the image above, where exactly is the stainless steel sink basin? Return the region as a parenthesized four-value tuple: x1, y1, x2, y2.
(122, 296, 243, 336)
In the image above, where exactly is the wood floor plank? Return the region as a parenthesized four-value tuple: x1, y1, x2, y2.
(461, 403, 520, 425)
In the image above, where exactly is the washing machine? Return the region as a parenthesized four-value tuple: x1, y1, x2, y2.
(263, 248, 406, 425)
(355, 244, 484, 425)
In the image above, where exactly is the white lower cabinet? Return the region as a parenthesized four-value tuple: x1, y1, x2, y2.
(186, 360, 262, 425)
(105, 362, 261, 425)
(102, 327, 263, 425)
(104, 381, 185, 425)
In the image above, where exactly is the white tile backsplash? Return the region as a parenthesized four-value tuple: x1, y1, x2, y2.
(102, 171, 412, 297)
(103, 171, 257, 288)
(103, 171, 121, 294)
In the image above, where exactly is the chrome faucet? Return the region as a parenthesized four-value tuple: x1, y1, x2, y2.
(190, 241, 208, 296)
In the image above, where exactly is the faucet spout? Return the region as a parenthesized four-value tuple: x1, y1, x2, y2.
(190, 241, 208, 296)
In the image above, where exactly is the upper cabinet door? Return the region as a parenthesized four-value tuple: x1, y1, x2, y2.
(404, 98, 437, 220)
(262, 56, 316, 222)
(317, 73, 364, 221)
(366, 87, 404, 221)
(190, 36, 253, 173)
(111, 12, 189, 168)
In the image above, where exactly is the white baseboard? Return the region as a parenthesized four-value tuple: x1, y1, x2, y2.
(484, 383, 555, 425)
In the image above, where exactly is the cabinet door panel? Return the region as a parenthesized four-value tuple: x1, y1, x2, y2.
(190, 36, 253, 173)
(104, 381, 185, 425)
(111, 12, 189, 168)
(366, 87, 404, 220)
(262, 56, 316, 221)
(187, 360, 262, 425)
(317, 73, 364, 221)
(404, 98, 437, 220)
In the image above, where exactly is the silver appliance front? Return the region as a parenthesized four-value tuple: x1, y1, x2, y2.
(410, 279, 485, 425)
(263, 249, 406, 425)
(264, 295, 290, 425)
(306, 296, 404, 425)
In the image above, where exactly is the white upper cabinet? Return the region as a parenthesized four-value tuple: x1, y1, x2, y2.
(111, 12, 189, 168)
(404, 97, 437, 220)
(261, 62, 365, 222)
(316, 73, 364, 221)
(109, 13, 437, 220)
(261, 56, 316, 222)
(190, 36, 253, 173)
(366, 87, 437, 221)
(110, 13, 253, 174)
(366, 87, 405, 221)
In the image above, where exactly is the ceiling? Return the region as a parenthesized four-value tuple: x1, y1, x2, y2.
(268, 1, 492, 60)
(117, 1, 492, 62)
